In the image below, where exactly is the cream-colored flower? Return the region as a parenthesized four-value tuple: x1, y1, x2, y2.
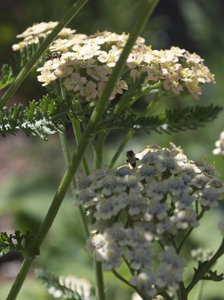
(64, 72, 87, 92)
(37, 69, 57, 86)
(185, 77, 202, 100)
(79, 81, 98, 101)
(162, 73, 183, 94)
(54, 65, 73, 77)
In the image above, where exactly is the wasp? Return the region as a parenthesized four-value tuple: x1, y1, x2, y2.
(126, 150, 139, 168)
(45, 52, 62, 63)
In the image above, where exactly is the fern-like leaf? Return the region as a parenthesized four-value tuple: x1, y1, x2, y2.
(98, 105, 222, 134)
(36, 269, 96, 300)
(0, 94, 69, 140)
(193, 260, 224, 282)
(0, 37, 45, 89)
(0, 230, 40, 257)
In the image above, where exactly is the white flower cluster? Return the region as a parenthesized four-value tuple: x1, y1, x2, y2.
(13, 22, 215, 102)
(75, 142, 224, 296)
(191, 248, 213, 262)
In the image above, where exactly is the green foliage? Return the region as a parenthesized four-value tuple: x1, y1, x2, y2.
(36, 269, 96, 300)
(0, 94, 68, 140)
(98, 104, 222, 134)
(0, 230, 40, 257)
(0, 37, 44, 90)
(193, 260, 224, 282)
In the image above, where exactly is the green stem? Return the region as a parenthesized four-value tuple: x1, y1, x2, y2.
(112, 269, 149, 300)
(70, 115, 90, 176)
(141, 92, 165, 117)
(94, 130, 109, 169)
(6, 1, 160, 299)
(195, 280, 204, 300)
(59, 131, 71, 167)
(95, 262, 105, 300)
(0, 0, 89, 110)
(178, 282, 187, 300)
(109, 92, 164, 168)
(59, 132, 89, 239)
(177, 209, 206, 253)
(109, 130, 134, 168)
(6, 257, 34, 300)
(177, 227, 194, 254)
(158, 291, 173, 300)
(186, 238, 224, 295)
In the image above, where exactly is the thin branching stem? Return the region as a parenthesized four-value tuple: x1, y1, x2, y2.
(109, 92, 165, 168)
(186, 239, 224, 295)
(112, 269, 149, 300)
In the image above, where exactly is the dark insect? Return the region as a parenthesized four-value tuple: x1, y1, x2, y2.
(45, 52, 62, 63)
(126, 150, 139, 168)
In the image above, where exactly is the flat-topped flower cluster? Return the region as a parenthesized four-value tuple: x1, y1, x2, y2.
(13, 22, 216, 102)
(75, 142, 224, 297)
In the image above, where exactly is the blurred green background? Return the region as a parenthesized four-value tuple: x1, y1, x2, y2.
(0, 0, 224, 299)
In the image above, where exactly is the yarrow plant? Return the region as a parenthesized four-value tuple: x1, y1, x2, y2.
(75, 142, 224, 299)
(12, 21, 216, 103)
(0, 1, 224, 300)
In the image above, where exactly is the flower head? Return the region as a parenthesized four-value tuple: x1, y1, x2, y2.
(13, 22, 216, 105)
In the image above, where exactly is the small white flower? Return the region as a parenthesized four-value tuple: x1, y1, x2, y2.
(141, 151, 159, 164)
(190, 173, 210, 189)
(126, 228, 152, 248)
(155, 262, 183, 290)
(101, 243, 125, 271)
(156, 217, 177, 235)
(125, 246, 155, 270)
(94, 196, 120, 220)
(79, 81, 98, 101)
(172, 194, 196, 210)
(185, 78, 202, 100)
(168, 176, 192, 196)
(37, 69, 57, 86)
(130, 271, 157, 298)
(155, 155, 181, 174)
(144, 199, 170, 221)
(104, 222, 127, 246)
(139, 163, 161, 182)
(145, 180, 169, 201)
(191, 248, 213, 262)
(203, 163, 221, 178)
(171, 206, 199, 229)
(157, 246, 185, 272)
(64, 72, 87, 92)
(85, 233, 107, 253)
(196, 186, 221, 208)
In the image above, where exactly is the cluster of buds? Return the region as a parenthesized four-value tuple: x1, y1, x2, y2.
(75, 142, 224, 297)
(13, 22, 216, 103)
